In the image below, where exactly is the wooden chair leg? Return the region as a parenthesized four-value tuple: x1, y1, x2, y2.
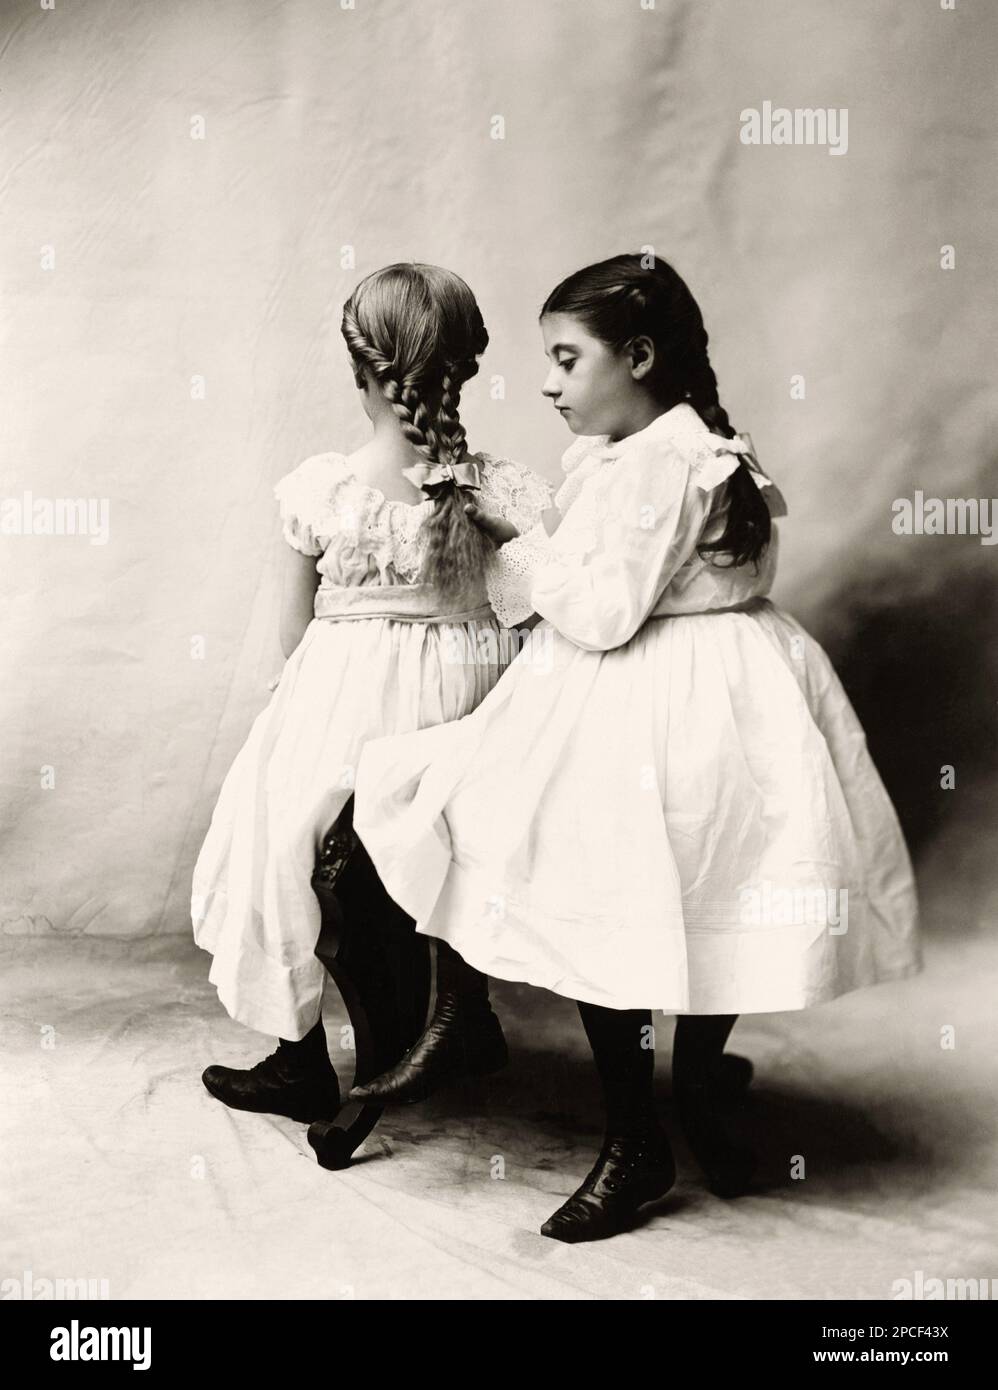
(307, 799, 431, 1171)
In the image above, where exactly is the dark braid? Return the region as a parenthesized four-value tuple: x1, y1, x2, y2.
(340, 266, 493, 597)
(684, 348, 734, 438)
(684, 340, 770, 568)
(541, 253, 772, 569)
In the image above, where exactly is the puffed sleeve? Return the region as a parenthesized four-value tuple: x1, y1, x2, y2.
(489, 435, 740, 651)
(272, 454, 335, 556)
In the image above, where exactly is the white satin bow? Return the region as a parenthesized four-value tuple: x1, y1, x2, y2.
(710, 432, 788, 516)
(401, 457, 483, 497)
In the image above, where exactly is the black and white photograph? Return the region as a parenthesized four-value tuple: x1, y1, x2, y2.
(2, 0, 996, 1341)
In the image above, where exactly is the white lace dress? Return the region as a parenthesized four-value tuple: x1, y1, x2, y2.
(191, 450, 552, 1040)
(354, 405, 922, 1014)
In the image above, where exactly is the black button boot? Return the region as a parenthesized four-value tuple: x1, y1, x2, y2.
(540, 1126, 677, 1244)
(348, 940, 507, 1105)
(201, 1017, 341, 1123)
(541, 1003, 676, 1243)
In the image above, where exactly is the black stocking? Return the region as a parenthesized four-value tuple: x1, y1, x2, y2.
(577, 1001, 659, 1137)
(672, 1013, 738, 1086)
(672, 1014, 756, 1196)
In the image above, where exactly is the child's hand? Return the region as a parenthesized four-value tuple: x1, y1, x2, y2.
(463, 501, 520, 547)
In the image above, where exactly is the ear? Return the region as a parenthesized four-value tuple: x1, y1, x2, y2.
(628, 334, 656, 381)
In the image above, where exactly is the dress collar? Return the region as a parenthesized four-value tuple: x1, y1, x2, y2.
(574, 403, 789, 517)
(587, 402, 707, 462)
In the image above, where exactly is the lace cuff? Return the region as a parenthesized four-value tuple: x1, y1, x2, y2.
(485, 522, 554, 628)
(476, 456, 555, 533)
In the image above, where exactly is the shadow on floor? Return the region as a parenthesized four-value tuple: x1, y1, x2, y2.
(345, 1029, 936, 1212)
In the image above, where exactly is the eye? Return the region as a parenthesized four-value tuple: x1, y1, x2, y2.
(557, 358, 576, 372)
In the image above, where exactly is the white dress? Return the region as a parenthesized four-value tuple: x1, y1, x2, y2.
(191, 450, 553, 1040)
(353, 404, 922, 1014)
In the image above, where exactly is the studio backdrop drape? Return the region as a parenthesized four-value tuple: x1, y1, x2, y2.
(2, 0, 995, 940)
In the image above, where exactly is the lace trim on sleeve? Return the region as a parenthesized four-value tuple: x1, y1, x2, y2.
(484, 522, 553, 628)
(476, 456, 555, 534)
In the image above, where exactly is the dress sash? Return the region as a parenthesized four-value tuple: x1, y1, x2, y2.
(314, 580, 493, 625)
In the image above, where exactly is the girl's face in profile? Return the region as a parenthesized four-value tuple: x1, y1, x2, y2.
(540, 312, 643, 440)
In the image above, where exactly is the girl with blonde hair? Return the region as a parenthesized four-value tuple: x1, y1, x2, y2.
(192, 263, 552, 1121)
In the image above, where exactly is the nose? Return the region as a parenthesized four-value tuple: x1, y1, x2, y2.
(541, 368, 560, 399)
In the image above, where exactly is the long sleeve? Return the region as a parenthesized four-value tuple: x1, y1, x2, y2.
(485, 520, 553, 627)
(475, 455, 554, 532)
(490, 436, 732, 651)
(475, 456, 555, 626)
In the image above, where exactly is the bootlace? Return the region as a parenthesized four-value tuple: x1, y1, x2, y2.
(249, 1037, 327, 1083)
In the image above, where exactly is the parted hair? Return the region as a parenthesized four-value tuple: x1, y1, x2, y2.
(340, 263, 494, 597)
(540, 253, 771, 569)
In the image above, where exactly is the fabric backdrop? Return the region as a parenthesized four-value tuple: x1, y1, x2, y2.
(1, 0, 995, 939)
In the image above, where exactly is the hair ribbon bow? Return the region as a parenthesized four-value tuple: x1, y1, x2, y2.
(709, 432, 788, 518)
(401, 457, 483, 498)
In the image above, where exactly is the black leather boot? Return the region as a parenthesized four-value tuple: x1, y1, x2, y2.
(541, 1002, 676, 1243)
(541, 1125, 677, 1243)
(201, 1017, 340, 1123)
(348, 941, 507, 1105)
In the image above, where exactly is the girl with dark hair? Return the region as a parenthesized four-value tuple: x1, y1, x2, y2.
(191, 263, 552, 1122)
(352, 252, 921, 1243)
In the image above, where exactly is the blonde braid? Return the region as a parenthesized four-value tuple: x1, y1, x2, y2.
(382, 377, 442, 465)
(415, 358, 492, 592)
(341, 303, 395, 382)
(340, 264, 493, 598)
(344, 302, 445, 466)
(435, 366, 471, 466)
